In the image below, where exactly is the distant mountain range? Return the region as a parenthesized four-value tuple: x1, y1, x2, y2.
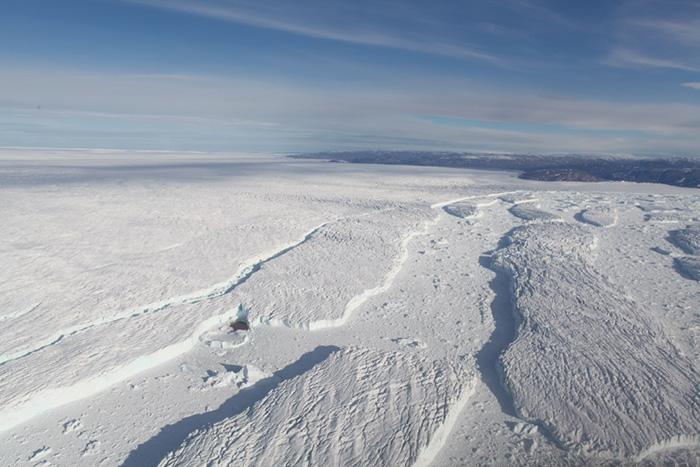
(291, 151, 700, 188)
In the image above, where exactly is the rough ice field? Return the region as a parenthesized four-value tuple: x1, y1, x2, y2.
(576, 205, 618, 227)
(1, 149, 699, 466)
(675, 256, 700, 281)
(160, 347, 475, 466)
(236, 207, 433, 330)
(669, 226, 700, 255)
(443, 201, 478, 219)
(508, 202, 561, 222)
(491, 222, 699, 457)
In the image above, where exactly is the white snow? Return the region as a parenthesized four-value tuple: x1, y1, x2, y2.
(160, 347, 476, 466)
(675, 256, 700, 281)
(1, 309, 235, 433)
(443, 202, 479, 219)
(491, 222, 700, 457)
(669, 226, 700, 255)
(576, 205, 618, 227)
(507, 203, 561, 221)
(1, 149, 698, 466)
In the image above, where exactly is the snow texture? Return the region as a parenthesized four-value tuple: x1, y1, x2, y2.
(674, 256, 700, 281)
(442, 202, 478, 219)
(668, 226, 700, 254)
(491, 222, 700, 458)
(499, 193, 536, 204)
(239, 208, 432, 330)
(1, 150, 699, 467)
(576, 205, 618, 227)
(508, 203, 560, 221)
(160, 347, 475, 467)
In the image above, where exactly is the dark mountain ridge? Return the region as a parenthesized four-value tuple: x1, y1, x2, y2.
(291, 151, 700, 188)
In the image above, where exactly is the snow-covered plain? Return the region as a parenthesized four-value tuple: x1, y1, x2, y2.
(1, 149, 699, 466)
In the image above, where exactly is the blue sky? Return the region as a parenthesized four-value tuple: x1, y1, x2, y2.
(1, 0, 700, 155)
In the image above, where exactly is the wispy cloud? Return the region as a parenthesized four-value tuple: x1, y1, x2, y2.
(606, 47, 700, 72)
(126, 0, 502, 64)
(499, 0, 579, 30)
(3, 67, 700, 154)
(606, 4, 700, 72)
(682, 82, 700, 90)
(631, 19, 700, 46)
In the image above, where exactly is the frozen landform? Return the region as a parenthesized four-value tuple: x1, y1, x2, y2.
(1, 149, 699, 466)
(491, 222, 700, 458)
(508, 203, 561, 222)
(237, 207, 433, 330)
(499, 192, 537, 204)
(443, 201, 478, 219)
(668, 226, 700, 255)
(160, 347, 476, 466)
(675, 256, 700, 281)
(576, 205, 618, 227)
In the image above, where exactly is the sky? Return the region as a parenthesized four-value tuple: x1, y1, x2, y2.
(1, 0, 700, 155)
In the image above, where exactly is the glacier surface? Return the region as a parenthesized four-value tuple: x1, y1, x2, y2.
(0, 149, 698, 466)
